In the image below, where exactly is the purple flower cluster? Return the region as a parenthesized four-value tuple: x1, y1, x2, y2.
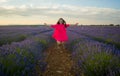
(0, 26, 54, 76)
(67, 26, 120, 76)
(70, 39, 120, 76)
(0, 26, 53, 46)
(0, 25, 120, 76)
(70, 26, 120, 49)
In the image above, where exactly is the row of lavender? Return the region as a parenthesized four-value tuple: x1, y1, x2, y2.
(0, 26, 54, 76)
(0, 26, 52, 46)
(70, 39, 120, 76)
(0, 25, 120, 76)
(67, 26, 120, 76)
(69, 26, 120, 49)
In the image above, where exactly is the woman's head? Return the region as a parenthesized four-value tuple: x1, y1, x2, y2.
(57, 18, 67, 27)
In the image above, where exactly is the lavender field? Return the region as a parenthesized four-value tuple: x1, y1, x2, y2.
(0, 25, 120, 76)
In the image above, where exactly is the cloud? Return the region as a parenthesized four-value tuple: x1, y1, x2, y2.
(0, 4, 120, 24)
(0, 0, 9, 3)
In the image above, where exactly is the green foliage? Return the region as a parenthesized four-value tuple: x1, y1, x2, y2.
(34, 38, 48, 46)
(0, 35, 27, 46)
(71, 39, 120, 76)
(68, 38, 82, 51)
(74, 51, 120, 76)
(0, 48, 35, 76)
(82, 52, 120, 76)
(0, 54, 24, 76)
(83, 33, 120, 49)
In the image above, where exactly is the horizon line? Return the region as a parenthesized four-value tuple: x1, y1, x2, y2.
(0, 24, 120, 26)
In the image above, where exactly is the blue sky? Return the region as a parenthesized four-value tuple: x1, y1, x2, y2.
(0, 0, 120, 25)
(2, 0, 120, 9)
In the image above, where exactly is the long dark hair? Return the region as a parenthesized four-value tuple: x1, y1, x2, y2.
(57, 18, 67, 28)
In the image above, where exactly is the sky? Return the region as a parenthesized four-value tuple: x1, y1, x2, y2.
(0, 0, 120, 25)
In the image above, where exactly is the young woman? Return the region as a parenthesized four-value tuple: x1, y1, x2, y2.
(45, 18, 78, 48)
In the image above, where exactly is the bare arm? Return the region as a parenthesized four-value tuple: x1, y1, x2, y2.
(44, 23, 47, 26)
(69, 23, 79, 26)
(44, 23, 55, 28)
(74, 23, 79, 26)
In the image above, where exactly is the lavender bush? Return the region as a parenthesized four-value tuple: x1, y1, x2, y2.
(70, 26, 120, 49)
(0, 32, 54, 76)
(0, 26, 53, 46)
(0, 25, 120, 76)
(71, 39, 120, 76)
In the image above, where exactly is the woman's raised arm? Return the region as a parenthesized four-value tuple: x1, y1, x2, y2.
(44, 23, 47, 26)
(74, 23, 79, 26)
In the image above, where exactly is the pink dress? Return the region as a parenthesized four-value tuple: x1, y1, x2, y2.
(51, 24, 70, 42)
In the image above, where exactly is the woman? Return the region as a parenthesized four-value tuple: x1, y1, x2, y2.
(45, 18, 78, 48)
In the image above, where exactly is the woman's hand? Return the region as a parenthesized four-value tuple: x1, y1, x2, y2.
(74, 23, 79, 26)
(44, 23, 47, 26)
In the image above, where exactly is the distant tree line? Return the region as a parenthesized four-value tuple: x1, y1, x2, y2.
(80, 24, 120, 26)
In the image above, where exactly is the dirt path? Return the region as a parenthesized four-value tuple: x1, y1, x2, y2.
(42, 43, 74, 76)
